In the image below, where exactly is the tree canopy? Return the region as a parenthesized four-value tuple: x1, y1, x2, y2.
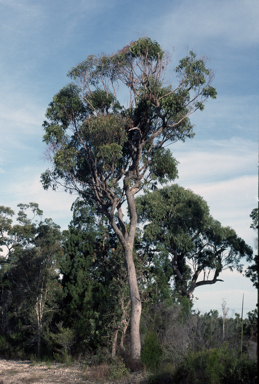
(136, 184, 253, 299)
(41, 37, 216, 222)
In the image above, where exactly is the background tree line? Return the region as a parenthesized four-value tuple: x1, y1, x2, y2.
(0, 189, 256, 363)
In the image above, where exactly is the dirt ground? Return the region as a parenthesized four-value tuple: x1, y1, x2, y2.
(0, 359, 146, 384)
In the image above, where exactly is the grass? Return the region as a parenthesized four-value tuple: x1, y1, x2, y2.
(83, 363, 111, 382)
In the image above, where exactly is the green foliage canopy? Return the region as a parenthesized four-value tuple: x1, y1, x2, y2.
(136, 185, 253, 298)
(41, 37, 216, 216)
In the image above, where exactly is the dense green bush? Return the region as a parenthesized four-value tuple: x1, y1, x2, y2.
(221, 353, 257, 384)
(173, 347, 225, 384)
(172, 345, 257, 384)
(141, 331, 162, 373)
(145, 345, 257, 384)
(108, 356, 130, 380)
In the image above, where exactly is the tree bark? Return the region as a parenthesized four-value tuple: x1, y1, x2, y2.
(109, 213, 142, 360)
(108, 187, 142, 360)
(124, 245, 141, 360)
(112, 329, 119, 359)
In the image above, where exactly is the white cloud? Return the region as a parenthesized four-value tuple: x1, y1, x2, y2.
(189, 175, 256, 207)
(172, 137, 257, 189)
(1, 168, 76, 229)
(193, 269, 257, 317)
(169, 137, 257, 249)
(182, 176, 256, 246)
(173, 139, 256, 183)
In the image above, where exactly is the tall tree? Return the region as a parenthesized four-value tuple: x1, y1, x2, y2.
(41, 37, 216, 359)
(136, 184, 253, 299)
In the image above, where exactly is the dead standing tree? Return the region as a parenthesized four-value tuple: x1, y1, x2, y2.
(41, 37, 216, 360)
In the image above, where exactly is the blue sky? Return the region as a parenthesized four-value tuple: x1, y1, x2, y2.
(0, 0, 258, 317)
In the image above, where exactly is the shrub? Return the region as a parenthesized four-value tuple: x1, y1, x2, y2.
(172, 345, 257, 384)
(141, 332, 162, 373)
(221, 353, 257, 384)
(108, 356, 130, 380)
(50, 322, 75, 354)
(173, 347, 225, 384)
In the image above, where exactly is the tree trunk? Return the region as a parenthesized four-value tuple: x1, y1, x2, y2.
(119, 298, 130, 351)
(35, 292, 44, 359)
(221, 299, 228, 341)
(120, 320, 129, 351)
(112, 329, 119, 359)
(109, 189, 141, 360)
(111, 296, 130, 357)
(124, 245, 141, 360)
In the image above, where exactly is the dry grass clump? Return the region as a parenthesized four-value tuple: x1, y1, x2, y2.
(83, 362, 110, 381)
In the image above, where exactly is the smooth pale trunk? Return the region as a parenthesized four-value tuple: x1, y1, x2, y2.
(124, 245, 141, 360)
(110, 190, 141, 359)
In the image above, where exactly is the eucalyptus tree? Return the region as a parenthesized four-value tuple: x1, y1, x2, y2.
(41, 37, 216, 359)
(136, 184, 253, 299)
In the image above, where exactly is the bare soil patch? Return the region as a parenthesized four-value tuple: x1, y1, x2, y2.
(0, 359, 146, 384)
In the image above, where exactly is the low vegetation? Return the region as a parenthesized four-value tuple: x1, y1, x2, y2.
(0, 297, 257, 383)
